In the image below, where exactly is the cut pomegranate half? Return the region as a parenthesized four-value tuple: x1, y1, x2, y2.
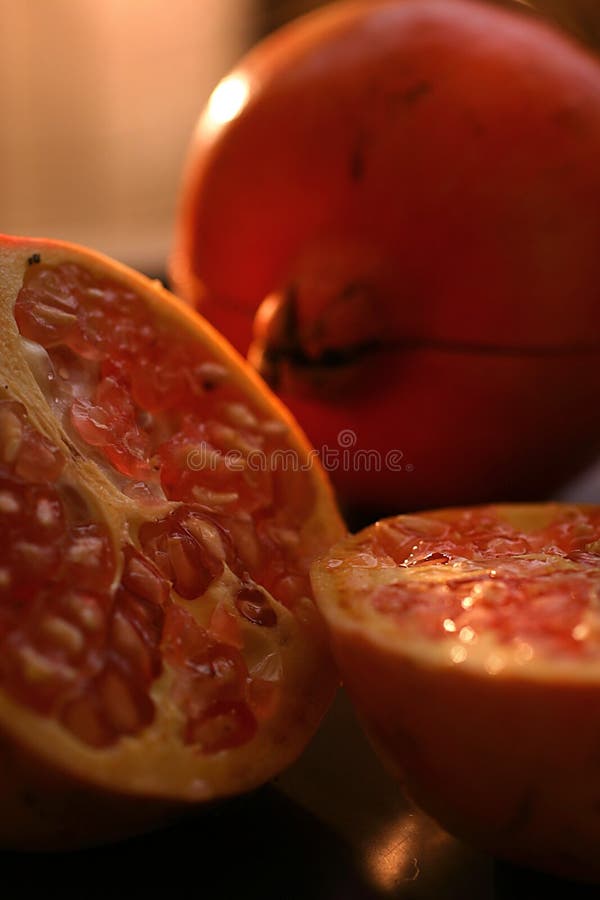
(311, 504, 600, 881)
(0, 234, 344, 849)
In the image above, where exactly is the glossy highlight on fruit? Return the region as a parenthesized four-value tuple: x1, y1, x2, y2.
(172, 0, 600, 514)
(0, 234, 344, 849)
(311, 503, 600, 880)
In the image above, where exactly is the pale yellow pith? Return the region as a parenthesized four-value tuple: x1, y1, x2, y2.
(312, 505, 600, 684)
(0, 235, 344, 801)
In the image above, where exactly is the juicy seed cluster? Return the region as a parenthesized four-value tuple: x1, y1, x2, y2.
(346, 507, 600, 660)
(0, 261, 318, 751)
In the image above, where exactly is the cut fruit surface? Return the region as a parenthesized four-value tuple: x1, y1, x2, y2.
(0, 234, 344, 848)
(311, 504, 600, 881)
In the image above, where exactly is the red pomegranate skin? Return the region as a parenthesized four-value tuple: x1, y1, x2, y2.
(172, 0, 600, 515)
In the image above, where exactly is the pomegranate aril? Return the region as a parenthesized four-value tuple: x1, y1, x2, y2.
(186, 701, 257, 752)
(0, 406, 23, 465)
(61, 589, 109, 638)
(161, 604, 199, 664)
(71, 376, 153, 479)
(409, 551, 451, 566)
(158, 422, 272, 515)
(0, 401, 65, 483)
(27, 589, 110, 673)
(183, 513, 229, 563)
(265, 571, 311, 611)
(235, 586, 277, 627)
(110, 608, 156, 682)
(61, 662, 156, 747)
(7, 539, 62, 597)
(60, 693, 115, 748)
(80, 299, 148, 359)
(2, 636, 77, 714)
(23, 485, 64, 541)
(97, 664, 155, 736)
(48, 346, 100, 410)
(15, 268, 81, 347)
(271, 462, 315, 525)
(70, 398, 113, 448)
(130, 351, 191, 412)
(140, 508, 231, 599)
(121, 548, 170, 608)
(569, 550, 600, 566)
(111, 587, 163, 681)
(38, 615, 86, 661)
(17, 433, 65, 484)
(163, 606, 249, 726)
(185, 643, 247, 693)
(209, 602, 244, 649)
(62, 524, 115, 592)
(166, 534, 215, 599)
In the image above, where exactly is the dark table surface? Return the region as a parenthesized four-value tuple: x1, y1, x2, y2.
(3, 462, 600, 899)
(2, 692, 599, 900)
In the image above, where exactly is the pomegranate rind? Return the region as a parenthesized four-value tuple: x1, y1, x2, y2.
(311, 503, 600, 881)
(0, 234, 344, 849)
(170, 0, 600, 512)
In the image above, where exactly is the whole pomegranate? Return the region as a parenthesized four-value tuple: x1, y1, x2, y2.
(171, 0, 600, 516)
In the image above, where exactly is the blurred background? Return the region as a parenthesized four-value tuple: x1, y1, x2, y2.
(0, 0, 255, 274)
(1, 0, 599, 277)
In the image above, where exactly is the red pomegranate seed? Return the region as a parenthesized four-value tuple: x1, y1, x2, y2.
(60, 589, 109, 638)
(109, 608, 156, 683)
(1, 632, 78, 714)
(121, 547, 170, 608)
(235, 586, 277, 627)
(0, 404, 24, 466)
(269, 573, 310, 609)
(0, 401, 65, 483)
(111, 587, 163, 681)
(61, 523, 115, 593)
(162, 606, 248, 722)
(34, 607, 86, 659)
(185, 701, 257, 753)
(130, 348, 194, 412)
(161, 604, 200, 665)
(139, 509, 229, 599)
(166, 533, 214, 599)
(96, 664, 155, 736)
(185, 642, 247, 696)
(14, 267, 81, 347)
(70, 398, 113, 448)
(16, 431, 65, 484)
(209, 602, 244, 648)
(29, 588, 111, 672)
(71, 377, 153, 479)
(60, 691, 115, 748)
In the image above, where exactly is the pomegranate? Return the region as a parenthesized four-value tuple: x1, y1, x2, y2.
(311, 503, 600, 880)
(171, 0, 600, 515)
(0, 233, 344, 849)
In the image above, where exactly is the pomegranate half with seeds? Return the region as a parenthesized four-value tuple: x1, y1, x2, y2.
(0, 234, 344, 849)
(312, 504, 600, 880)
